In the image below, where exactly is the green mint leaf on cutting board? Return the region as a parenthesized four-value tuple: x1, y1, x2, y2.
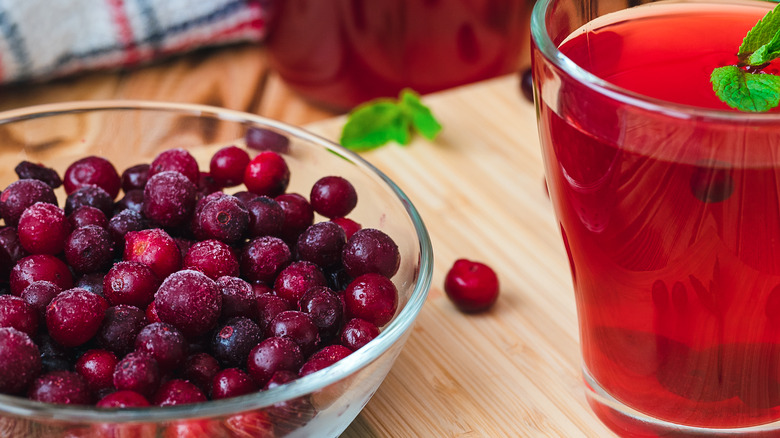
(712, 3, 780, 112)
(340, 89, 442, 151)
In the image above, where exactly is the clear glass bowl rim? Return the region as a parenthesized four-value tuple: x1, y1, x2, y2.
(530, 0, 780, 122)
(0, 100, 434, 423)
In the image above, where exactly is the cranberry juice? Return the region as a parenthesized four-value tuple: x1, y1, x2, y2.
(536, 1, 780, 429)
(265, 0, 531, 111)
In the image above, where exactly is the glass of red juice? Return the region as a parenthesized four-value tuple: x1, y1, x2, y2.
(532, 0, 780, 435)
(263, 0, 533, 111)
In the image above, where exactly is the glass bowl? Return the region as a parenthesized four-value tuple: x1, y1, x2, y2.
(0, 101, 433, 437)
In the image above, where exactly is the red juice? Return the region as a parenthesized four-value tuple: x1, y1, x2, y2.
(536, 1, 780, 431)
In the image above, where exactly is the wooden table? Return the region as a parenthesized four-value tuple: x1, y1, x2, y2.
(0, 43, 617, 437)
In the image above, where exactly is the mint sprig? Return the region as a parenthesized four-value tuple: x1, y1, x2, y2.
(712, 3, 780, 112)
(340, 89, 442, 151)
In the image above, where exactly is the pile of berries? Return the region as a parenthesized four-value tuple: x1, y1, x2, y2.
(0, 128, 402, 424)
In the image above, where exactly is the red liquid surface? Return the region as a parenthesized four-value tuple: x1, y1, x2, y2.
(539, 2, 780, 431)
(265, 0, 531, 111)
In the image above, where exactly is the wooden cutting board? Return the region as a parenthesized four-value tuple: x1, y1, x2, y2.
(305, 76, 617, 437)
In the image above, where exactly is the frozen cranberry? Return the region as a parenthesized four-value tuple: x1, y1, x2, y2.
(310, 176, 358, 219)
(46, 288, 108, 347)
(216, 275, 256, 320)
(182, 239, 240, 280)
(113, 351, 160, 398)
(211, 368, 258, 400)
(0, 294, 38, 336)
(21, 281, 62, 318)
(145, 301, 161, 324)
(18, 202, 71, 255)
(14, 161, 62, 188)
(123, 228, 182, 279)
(273, 260, 327, 305)
(0, 179, 57, 227)
(245, 195, 285, 238)
(324, 266, 352, 292)
(244, 151, 290, 197)
(197, 172, 222, 199)
(76, 273, 107, 298)
(36, 332, 71, 373)
(212, 317, 263, 368)
(240, 236, 291, 284)
(0, 226, 26, 268)
(28, 370, 91, 405)
(68, 206, 108, 229)
(256, 293, 292, 332)
(300, 286, 343, 340)
(143, 171, 197, 228)
(267, 311, 320, 356)
(154, 269, 222, 338)
(75, 349, 118, 393)
(194, 195, 249, 243)
(114, 189, 145, 214)
(340, 318, 379, 351)
(64, 156, 122, 199)
(299, 345, 352, 377)
(96, 389, 150, 408)
(182, 352, 221, 394)
(135, 322, 188, 372)
(103, 261, 160, 308)
(10, 254, 73, 296)
(153, 379, 207, 406)
(0, 327, 41, 395)
(96, 305, 148, 355)
(296, 221, 346, 268)
(520, 67, 534, 102)
(245, 127, 290, 153)
(121, 164, 151, 192)
(247, 336, 303, 387)
(342, 228, 400, 279)
(149, 148, 200, 185)
(444, 259, 500, 313)
(209, 146, 251, 187)
(65, 225, 115, 274)
(344, 273, 398, 326)
(108, 209, 147, 247)
(275, 193, 314, 242)
(64, 185, 114, 217)
(233, 190, 259, 205)
(330, 217, 361, 240)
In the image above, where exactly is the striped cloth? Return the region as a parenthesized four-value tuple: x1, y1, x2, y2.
(0, 0, 266, 84)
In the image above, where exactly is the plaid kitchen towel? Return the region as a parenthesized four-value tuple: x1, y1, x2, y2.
(0, 0, 266, 84)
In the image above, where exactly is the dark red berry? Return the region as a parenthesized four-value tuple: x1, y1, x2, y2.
(65, 185, 114, 217)
(135, 322, 188, 372)
(210, 146, 251, 188)
(256, 293, 292, 332)
(76, 272, 106, 297)
(64, 156, 121, 200)
(245, 127, 290, 153)
(68, 206, 108, 229)
(46, 288, 108, 347)
(240, 236, 292, 284)
(340, 318, 379, 351)
(0, 327, 41, 395)
(297, 221, 347, 268)
(64, 225, 115, 274)
(247, 336, 303, 387)
(244, 151, 290, 197)
(0, 294, 39, 336)
(113, 351, 161, 398)
(299, 345, 352, 377)
(14, 161, 62, 188)
(344, 273, 398, 326)
(310, 176, 358, 219)
(108, 209, 147, 249)
(183, 239, 240, 280)
(216, 276, 256, 320)
(28, 370, 91, 405)
(20, 281, 62, 318)
(275, 193, 314, 242)
(0, 179, 57, 227)
(273, 260, 327, 306)
(267, 310, 321, 356)
(245, 195, 285, 238)
(36, 332, 71, 373)
(194, 195, 249, 243)
(123, 228, 182, 279)
(10, 254, 73, 296)
(18, 202, 71, 255)
(299, 286, 344, 340)
(330, 217, 361, 240)
(75, 349, 119, 393)
(342, 228, 400, 279)
(149, 148, 200, 185)
(211, 368, 258, 400)
(97, 305, 148, 356)
(153, 379, 207, 406)
(212, 317, 263, 368)
(182, 352, 221, 394)
(103, 261, 160, 308)
(96, 389, 150, 408)
(143, 171, 197, 228)
(197, 171, 222, 199)
(154, 269, 222, 338)
(0, 227, 26, 270)
(444, 259, 500, 313)
(114, 189, 145, 214)
(120, 164, 151, 193)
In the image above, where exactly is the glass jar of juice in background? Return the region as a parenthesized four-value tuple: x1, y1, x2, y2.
(263, 0, 532, 111)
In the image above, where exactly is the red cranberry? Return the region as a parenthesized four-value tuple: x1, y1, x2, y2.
(267, 310, 321, 356)
(330, 217, 362, 239)
(103, 261, 160, 308)
(10, 254, 73, 296)
(108, 209, 147, 248)
(0, 227, 26, 269)
(145, 301, 161, 324)
(114, 189, 145, 214)
(0, 294, 38, 336)
(444, 259, 500, 313)
(64, 225, 115, 274)
(149, 148, 200, 185)
(247, 336, 303, 387)
(212, 317, 263, 368)
(183, 239, 240, 280)
(275, 193, 314, 243)
(64, 185, 114, 217)
(299, 345, 352, 377)
(21, 280, 62, 318)
(273, 260, 327, 306)
(68, 206, 108, 229)
(14, 161, 62, 188)
(153, 379, 207, 406)
(211, 368, 258, 400)
(344, 273, 398, 327)
(154, 269, 222, 338)
(256, 293, 292, 332)
(340, 318, 379, 351)
(46, 288, 108, 347)
(244, 151, 290, 197)
(245, 195, 285, 238)
(18, 202, 71, 255)
(0, 327, 41, 395)
(342, 228, 400, 279)
(123, 228, 182, 279)
(0, 179, 57, 227)
(113, 351, 161, 398)
(36, 332, 71, 373)
(245, 127, 290, 153)
(96, 389, 150, 408)
(240, 236, 291, 284)
(135, 322, 188, 372)
(197, 171, 222, 199)
(299, 286, 344, 340)
(143, 171, 197, 228)
(64, 156, 121, 200)
(216, 276, 256, 320)
(296, 221, 346, 268)
(310, 176, 358, 219)
(75, 349, 118, 393)
(194, 195, 249, 243)
(96, 304, 148, 355)
(28, 370, 91, 405)
(77, 272, 108, 298)
(182, 352, 221, 394)
(121, 163, 151, 192)
(209, 146, 251, 187)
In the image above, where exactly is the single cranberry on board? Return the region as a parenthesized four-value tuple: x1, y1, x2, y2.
(444, 259, 500, 313)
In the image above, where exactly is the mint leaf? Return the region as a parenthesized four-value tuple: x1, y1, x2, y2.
(399, 89, 442, 141)
(711, 65, 780, 112)
(748, 29, 780, 65)
(740, 3, 780, 56)
(339, 89, 443, 151)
